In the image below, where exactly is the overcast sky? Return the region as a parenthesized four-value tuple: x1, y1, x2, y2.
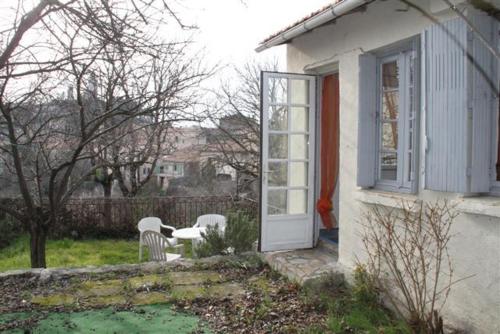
(0, 0, 332, 119)
(177, 0, 332, 69)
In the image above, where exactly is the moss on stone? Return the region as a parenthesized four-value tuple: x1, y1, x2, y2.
(130, 292, 170, 305)
(31, 293, 75, 306)
(84, 294, 127, 306)
(128, 274, 172, 290)
(205, 282, 245, 298)
(170, 285, 206, 301)
(77, 279, 126, 297)
(248, 276, 272, 293)
(169, 271, 223, 286)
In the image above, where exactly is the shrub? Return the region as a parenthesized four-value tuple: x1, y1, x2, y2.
(195, 210, 258, 257)
(361, 200, 461, 333)
(352, 265, 379, 305)
(224, 210, 258, 254)
(301, 272, 348, 311)
(301, 271, 410, 334)
(194, 224, 228, 258)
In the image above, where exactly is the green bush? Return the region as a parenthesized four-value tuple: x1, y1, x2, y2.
(0, 215, 22, 250)
(195, 210, 258, 258)
(194, 224, 227, 258)
(224, 210, 258, 254)
(352, 264, 379, 305)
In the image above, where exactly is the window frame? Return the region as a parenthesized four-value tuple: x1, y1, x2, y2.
(373, 40, 419, 194)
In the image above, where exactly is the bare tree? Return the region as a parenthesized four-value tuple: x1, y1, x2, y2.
(0, 0, 205, 268)
(204, 60, 279, 195)
(360, 200, 470, 333)
(88, 43, 207, 198)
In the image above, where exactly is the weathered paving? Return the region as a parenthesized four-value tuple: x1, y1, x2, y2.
(262, 242, 340, 284)
(29, 270, 245, 308)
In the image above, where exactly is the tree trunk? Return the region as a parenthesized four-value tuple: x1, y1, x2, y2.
(103, 180, 113, 226)
(103, 181, 112, 197)
(114, 166, 131, 197)
(29, 223, 47, 268)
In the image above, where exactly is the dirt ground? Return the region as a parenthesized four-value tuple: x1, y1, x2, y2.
(0, 255, 327, 333)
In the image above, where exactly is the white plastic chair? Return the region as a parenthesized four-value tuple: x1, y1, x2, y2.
(141, 230, 181, 262)
(193, 214, 227, 230)
(138, 217, 178, 261)
(192, 214, 227, 250)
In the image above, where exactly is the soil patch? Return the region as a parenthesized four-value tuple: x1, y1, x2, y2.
(0, 255, 328, 333)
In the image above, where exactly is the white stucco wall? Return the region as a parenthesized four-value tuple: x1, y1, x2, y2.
(286, 1, 500, 332)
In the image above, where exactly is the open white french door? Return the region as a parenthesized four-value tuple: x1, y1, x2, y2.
(260, 71, 316, 252)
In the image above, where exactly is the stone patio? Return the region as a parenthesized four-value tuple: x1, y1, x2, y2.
(29, 270, 245, 308)
(262, 241, 340, 284)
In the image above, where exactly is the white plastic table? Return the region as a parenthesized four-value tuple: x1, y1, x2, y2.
(172, 227, 206, 240)
(172, 227, 206, 256)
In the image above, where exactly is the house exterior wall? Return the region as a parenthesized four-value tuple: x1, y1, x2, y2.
(286, 1, 500, 332)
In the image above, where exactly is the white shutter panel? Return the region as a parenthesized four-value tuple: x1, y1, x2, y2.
(469, 10, 496, 193)
(424, 17, 470, 193)
(357, 53, 377, 188)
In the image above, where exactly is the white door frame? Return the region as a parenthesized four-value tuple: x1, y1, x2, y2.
(312, 70, 340, 246)
(259, 71, 317, 252)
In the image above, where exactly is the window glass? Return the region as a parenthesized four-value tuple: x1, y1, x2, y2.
(289, 162, 308, 187)
(290, 79, 309, 105)
(382, 91, 399, 120)
(380, 153, 397, 181)
(268, 162, 287, 187)
(381, 122, 398, 150)
(269, 106, 288, 131)
(268, 189, 287, 215)
(290, 135, 308, 159)
(269, 78, 287, 104)
(290, 107, 308, 132)
(379, 59, 400, 182)
(288, 190, 307, 214)
(266, 75, 313, 215)
(376, 49, 417, 189)
(269, 134, 288, 159)
(382, 61, 399, 88)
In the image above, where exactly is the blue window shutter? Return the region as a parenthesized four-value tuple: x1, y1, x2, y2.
(424, 17, 469, 193)
(469, 10, 496, 193)
(357, 53, 377, 188)
(425, 12, 496, 193)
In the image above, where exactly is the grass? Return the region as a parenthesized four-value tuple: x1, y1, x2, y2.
(301, 270, 411, 334)
(0, 235, 141, 272)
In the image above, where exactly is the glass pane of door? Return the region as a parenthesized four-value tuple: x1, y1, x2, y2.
(264, 75, 312, 217)
(260, 71, 316, 252)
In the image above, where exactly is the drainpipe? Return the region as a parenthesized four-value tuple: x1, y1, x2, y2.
(255, 0, 373, 53)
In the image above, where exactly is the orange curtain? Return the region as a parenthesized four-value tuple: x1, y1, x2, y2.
(316, 74, 339, 230)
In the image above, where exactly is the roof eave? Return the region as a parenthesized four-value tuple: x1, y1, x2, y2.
(255, 0, 373, 53)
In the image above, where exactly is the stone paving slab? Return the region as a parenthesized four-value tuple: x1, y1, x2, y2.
(30, 271, 246, 308)
(31, 293, 76, 307)
(77, 279, 125, 297)
(169, 271, 223, 285)
(262, 244, 340, 284)
(130, 291, 170, 305)
(128, 274, 171, 289)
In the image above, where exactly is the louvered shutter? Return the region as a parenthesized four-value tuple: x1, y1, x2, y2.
(357, 53, 377, 188)
(469, 10, 496, 193)
(424, 12, 496, 193)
